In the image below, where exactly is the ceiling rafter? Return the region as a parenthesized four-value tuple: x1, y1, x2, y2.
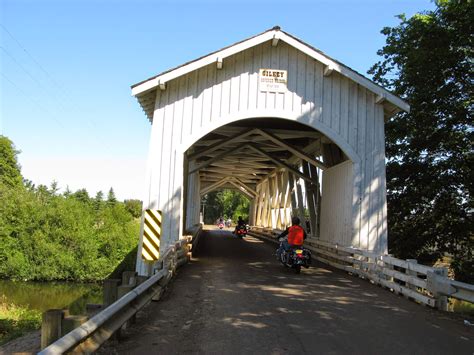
(254, 128, 327, 170)
(246, 144, 317, 186)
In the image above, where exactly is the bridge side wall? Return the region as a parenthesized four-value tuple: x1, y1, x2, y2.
(137, 40, 388, 272)
(320, 160, 353, 247)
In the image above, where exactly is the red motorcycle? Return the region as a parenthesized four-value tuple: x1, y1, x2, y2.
(234, 225, 248, 238)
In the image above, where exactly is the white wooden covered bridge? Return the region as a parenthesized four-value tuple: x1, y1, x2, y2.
(131, 26, 409, 275)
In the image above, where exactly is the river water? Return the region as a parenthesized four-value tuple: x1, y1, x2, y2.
(0, 280, 102, 315)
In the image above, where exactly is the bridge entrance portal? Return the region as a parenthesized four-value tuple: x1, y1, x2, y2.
(185, 118, 344, 242)
(131, 27, 408, 275)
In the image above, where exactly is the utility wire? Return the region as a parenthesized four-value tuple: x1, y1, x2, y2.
(1, 23, 67, 96)
(0, 24, 117, 153)
(1, 46, 68, 110)
(1, 72, 65, 128)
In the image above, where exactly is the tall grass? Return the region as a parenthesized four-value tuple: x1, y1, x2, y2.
(0, 296, 41, 345)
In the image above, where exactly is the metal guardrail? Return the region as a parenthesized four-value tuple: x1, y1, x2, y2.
(249, 226, 474, 309)
(39, 224, 202, 354)
(38, 268, 168, 355)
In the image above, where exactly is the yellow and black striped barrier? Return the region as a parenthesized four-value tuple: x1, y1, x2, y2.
(141, 209, 162, 261)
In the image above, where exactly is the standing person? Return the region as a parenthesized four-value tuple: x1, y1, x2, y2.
(276, 216, 306, 261)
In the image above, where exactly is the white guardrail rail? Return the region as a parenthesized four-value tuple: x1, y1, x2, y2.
(38, 224, 202, 355)
(249, 226, 474, 310)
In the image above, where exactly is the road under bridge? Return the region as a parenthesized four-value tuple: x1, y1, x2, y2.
(103, 229, 473, 354)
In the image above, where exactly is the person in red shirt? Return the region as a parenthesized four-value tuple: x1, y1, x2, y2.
(276, 216, 307, 261)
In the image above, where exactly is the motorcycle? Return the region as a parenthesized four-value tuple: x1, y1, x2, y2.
(234, 224, 248, 238)
(218, 222, 224, 229)
(276, 237, 311, 273)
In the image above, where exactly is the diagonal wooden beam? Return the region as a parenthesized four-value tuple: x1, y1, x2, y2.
(232, 177, 257, 196)
(246, 144, 317, 186)
(189, 142, 249, 174)
(254, 128, 327, 170)
(188, 128, 258, 161)
(228, 181, 254, 199)
(200, 177, 231, 196)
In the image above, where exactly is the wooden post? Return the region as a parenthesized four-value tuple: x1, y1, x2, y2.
(406, 259, 418, 291)
(302, 162, 318, 239)
(61, 315, 88, 337)
(117, 285, 135, 299)
(122, 271, 137, 286)
(136, 275, 149, 285)
(433, 267, 449, 311)
(103, 279, 120, 307)
(41, 309, 65, 349)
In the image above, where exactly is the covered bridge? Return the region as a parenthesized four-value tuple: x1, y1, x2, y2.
(131, 27, 409, 275)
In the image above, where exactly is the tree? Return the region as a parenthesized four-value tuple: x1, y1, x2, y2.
(107, 188, 117, 206)
(94, 191, 104, 211)
(0, 135, 23, 188)
(124, 199, 143, 218)
(369, 0, 473, 281)
(73, 188, 90, 204)
(202, 189, 250, 224)
(49, 181, 60, 195)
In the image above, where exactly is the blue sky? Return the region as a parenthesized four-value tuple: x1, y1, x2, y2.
(1, 0, 435, 200)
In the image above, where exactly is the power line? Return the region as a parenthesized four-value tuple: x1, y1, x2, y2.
(0, 24, 117, 153)
(0, 23, 66, 94)
(1, 72, 65, 129)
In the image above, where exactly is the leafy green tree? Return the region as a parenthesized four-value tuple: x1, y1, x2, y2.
(369, 0, 473, 281)
(0, 137, 140, 282)
(124, 199, 143, 218)
(73, 188, 90, 204)
(202, 189, 250, 224)
(0, 136, 23, 188)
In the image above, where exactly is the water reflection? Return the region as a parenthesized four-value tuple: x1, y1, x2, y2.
(0, 280, 102, 315)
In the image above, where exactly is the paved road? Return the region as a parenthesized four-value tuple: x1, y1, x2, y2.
(106, 229, 473, 355)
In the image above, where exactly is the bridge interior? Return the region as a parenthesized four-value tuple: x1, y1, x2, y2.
(185, 117, 348, 236)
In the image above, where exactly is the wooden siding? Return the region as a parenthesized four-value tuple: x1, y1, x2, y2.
(320, 160, 353, 246)
(139, 39, 388, 272)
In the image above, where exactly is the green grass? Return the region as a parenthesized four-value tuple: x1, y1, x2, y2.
(451, 298, 474, 316)
(0, 296, 41, 346)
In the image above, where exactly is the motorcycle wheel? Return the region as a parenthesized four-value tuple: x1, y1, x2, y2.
(294, 265, 301, 274)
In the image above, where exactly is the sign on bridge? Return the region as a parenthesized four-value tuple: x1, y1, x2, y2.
(141, 209, 162, 261)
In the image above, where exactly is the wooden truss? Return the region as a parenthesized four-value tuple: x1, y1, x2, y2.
(187, 124, 334, 236)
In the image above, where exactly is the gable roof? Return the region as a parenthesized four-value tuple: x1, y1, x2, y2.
(131, 26, 409, 120)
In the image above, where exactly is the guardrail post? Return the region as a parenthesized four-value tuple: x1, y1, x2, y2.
(427, 267, 449, 311)
(122, 271, 137, 286)
(41, 309, 65, 349)
(385, 254, 395, 284)
(61, 315, 88, 337)
(136, 275, 149, 285)
(103, 279, 121, 307)
(406, 259, 418, 292)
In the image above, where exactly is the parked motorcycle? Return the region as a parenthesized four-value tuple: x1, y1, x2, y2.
(276, 237, 311, 273)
